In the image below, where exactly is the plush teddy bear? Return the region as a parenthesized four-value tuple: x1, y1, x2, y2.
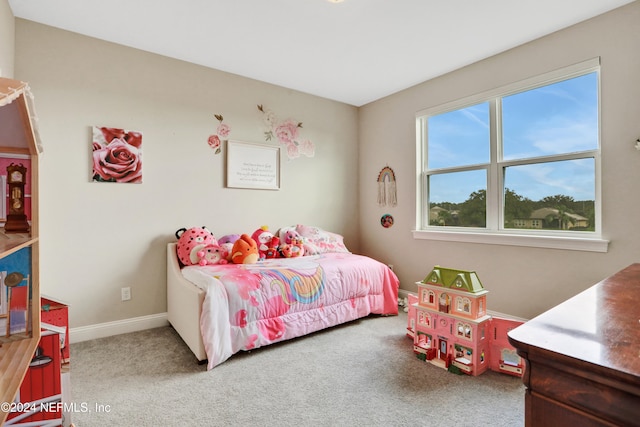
(230, 234, 259, 264)
(251, 226, 276, 261)
(175, 226, 218, 266)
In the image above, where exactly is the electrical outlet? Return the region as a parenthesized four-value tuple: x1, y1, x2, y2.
(121, 287, 131, 301)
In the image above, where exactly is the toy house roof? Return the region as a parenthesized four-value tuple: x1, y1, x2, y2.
(0, 78, 42, 155)
(422, 266, 485, 294)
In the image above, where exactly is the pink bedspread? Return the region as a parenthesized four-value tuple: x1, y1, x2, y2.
(181, 252, 399, 369)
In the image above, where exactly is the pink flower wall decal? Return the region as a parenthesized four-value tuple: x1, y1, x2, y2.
(208, 114, 231, 154)
(258, 104, 315, 160)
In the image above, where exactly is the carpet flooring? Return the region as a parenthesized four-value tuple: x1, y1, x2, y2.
(68, 311, 524, 426)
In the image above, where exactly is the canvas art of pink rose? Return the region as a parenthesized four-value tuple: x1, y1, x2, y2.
(100, 127, 142, 148)
(93, 138, 143, 183)
(99, 127, 126, 142)
(123, 131, 142, 148)
(93, 126, 143, 183)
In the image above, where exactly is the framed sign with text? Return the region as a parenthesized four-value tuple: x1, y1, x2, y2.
(226, 140, 280, 190)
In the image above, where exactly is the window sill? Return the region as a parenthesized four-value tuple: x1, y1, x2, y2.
(412, 229, 609, 253)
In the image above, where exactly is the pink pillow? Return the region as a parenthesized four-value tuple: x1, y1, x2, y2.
(295, 224, 350, 255)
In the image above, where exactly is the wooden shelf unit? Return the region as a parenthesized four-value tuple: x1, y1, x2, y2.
(0, 77, 43, 424)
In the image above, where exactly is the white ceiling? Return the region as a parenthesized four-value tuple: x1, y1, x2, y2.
(8, 0, 635, 106)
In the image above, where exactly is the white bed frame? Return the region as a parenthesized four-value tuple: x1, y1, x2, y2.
(166, 242, 207, 362)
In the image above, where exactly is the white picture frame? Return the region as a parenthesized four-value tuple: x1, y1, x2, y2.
(226, 140, 280, 190)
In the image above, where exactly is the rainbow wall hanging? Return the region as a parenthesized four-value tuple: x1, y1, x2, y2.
(377, 166, 397, 207)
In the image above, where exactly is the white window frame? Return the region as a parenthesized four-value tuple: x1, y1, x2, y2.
(414, 58, 608, 253)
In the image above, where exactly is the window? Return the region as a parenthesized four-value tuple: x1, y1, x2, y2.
(456, 297, 471, 314)
(418, 311, 431, 328)
(456, 322, 473, 340)
(415, 58, 608, 252)
(439, 292, 450, 313)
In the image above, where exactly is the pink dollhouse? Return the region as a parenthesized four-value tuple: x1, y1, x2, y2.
(407, 266, 524, 377)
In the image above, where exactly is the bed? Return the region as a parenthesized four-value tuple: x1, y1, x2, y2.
(167, 240, 399, 370)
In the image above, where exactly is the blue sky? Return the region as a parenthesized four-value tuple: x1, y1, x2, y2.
(427, 72, 598, 203)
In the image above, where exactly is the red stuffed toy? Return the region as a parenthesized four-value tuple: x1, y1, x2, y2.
(251, 226, 275, 261)
(231, 234, 259, 264)
(265, 236, 280, 259)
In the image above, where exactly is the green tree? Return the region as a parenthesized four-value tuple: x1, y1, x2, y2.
(437, 209, 456, 226)
(544, 206, 575, 229)
(504, 188, 533, 227)
(458, 189, 486, 227)
(541, 195, 575, 208)
(541, 195, 576, 229)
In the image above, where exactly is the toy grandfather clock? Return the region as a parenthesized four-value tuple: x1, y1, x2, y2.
(5, 163, 30, 233)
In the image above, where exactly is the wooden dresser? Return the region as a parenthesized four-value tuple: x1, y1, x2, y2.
(508, 264, 640, 427)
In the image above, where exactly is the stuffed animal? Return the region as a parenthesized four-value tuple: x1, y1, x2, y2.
(282, 228, 302, 246)
(197, 245, 229, 266)
(219, 234, 240, 245)
(251, 226, 275, 260)
(279, 229, 305, 258)
(219, 234, 241, 262)
(280, 236, 305, 258)
(265, 236, 280, 259)
(231, 234, 259, 264)
(175, 226, 218, 266)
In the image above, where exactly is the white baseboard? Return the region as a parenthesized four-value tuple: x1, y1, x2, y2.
(70, 312, 169, 343)
(398, 288, 414, 300)
(397, 288, 528, 321)
(487, 310, 528, 322)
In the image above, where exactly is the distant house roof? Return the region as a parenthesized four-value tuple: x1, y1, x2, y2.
(530, 207, 587, 222)
(422, 266, 485, 294)
(429, 206, 446, 220)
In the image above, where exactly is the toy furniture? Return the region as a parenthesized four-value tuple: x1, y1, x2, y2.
(167, 235, 399, 370)
(410, 266, 524, 377)
(508, 263, 640, 427)
(5, 329, 62, 426)
(0, 78, 43, 425)
(5, 296, 70, 426)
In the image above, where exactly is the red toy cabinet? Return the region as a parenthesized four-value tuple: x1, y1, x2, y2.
(41, 296, 70, 364)
(5, 296, 70, 426)
(5, 330, 63, 426)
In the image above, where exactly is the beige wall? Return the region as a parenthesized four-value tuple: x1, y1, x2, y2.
(14, 20, 359, 328)
(359, 2, 640, 319)
(12, 2, 640, 329)
(0, 0, 14, 77)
